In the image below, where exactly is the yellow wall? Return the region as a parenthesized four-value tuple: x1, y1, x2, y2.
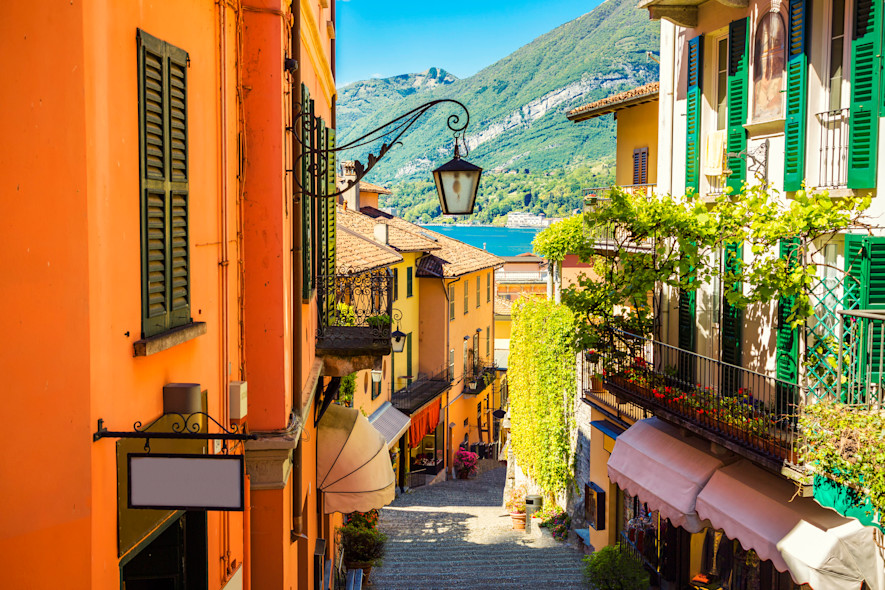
(495, 318, 511, 340)
(614, 100, 659, 187)
(392, 252, 422, 388)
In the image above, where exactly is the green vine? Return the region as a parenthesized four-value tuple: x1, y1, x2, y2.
(508, 298, 577, 494)
(800, 402, 885, 516)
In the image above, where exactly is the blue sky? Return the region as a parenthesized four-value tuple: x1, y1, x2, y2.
(336, 0, 603, 86)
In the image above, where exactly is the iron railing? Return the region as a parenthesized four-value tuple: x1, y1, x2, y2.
(838, 309, 885, 407)
(580, 351, 650, 423)
(495, 270, 549, 283)
(816, 108, 849, 188)
(391, 363, 452, 414)
(316, 270, 393, 354)
(464, 360, 497, 394)
(582, 185, 656, 254)
(600, 329, 800, 465)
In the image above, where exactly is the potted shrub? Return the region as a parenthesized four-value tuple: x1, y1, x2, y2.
(366, 314, 391, 328)
(453, 449, 478, 479)
(505, 484, 528, 530)
(582, 544, 649, 590)
(338, 522, 387, 582)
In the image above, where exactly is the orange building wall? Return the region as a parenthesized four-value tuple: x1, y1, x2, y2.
(2, 1, 245, 588)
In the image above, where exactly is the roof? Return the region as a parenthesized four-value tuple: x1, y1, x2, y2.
(494, 296, 513, 316)
(336, 226, 403, 274)
(567, 82, 660, 121)
(500, 255, 544, 263)
(358, 181, 392, 195)
(359, 207, 505, 278)
(337, 205, 440, 253)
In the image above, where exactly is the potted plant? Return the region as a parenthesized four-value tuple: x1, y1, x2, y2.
(505, 484, 528, 530)
(453, 448, 478, 479)
(366, 313, 391, 328)
(338, 522, 387, 582)
(582, 544, 649, 590)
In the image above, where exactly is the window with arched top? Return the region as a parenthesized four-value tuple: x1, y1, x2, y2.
(752, 11, 786, 121)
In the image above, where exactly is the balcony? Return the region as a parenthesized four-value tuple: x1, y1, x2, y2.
(463, 361, 497, 395)
(596, 330, 800, 471)
(390, 364, 453, 415)
(582, 185, 656, 255)
(316, 270, 392, 374)
(495, 270, 549, 284)
(580, 351, 650, 423)
(816, 108, 849, 189)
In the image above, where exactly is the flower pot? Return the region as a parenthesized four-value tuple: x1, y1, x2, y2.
(344, 560, 373, 583)
(457, 471, 470, 480)
(510, 512, 526, 530)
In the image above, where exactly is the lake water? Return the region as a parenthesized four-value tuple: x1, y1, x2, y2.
(420, 225, 541, 257)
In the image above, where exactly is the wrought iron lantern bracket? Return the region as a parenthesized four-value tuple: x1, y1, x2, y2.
(290, 98, 471, 200)
(93, 413, 257, 454)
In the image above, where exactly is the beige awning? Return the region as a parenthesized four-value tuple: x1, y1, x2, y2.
(317, 404, 395, 514)
(607, 417, 726, 533)
(696, 460, 884, 590)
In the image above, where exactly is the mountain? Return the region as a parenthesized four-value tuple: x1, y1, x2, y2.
(337, 67, 458, 132)
(335, 0, 660, 222)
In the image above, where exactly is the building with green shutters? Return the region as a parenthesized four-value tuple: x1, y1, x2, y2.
(576, 1, 885, 589)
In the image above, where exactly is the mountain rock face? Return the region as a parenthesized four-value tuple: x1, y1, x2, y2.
(337, 68, 458, 132)
(337, 0, 660, 183)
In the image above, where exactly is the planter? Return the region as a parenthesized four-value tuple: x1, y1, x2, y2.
(457, 471, 471, 480)
(344, 561, 373, 583)
(510, 512, 526, 530)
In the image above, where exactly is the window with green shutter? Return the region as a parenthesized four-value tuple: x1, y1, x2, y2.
(486, 272, 491, 302)
(783, 0, 808, 191)
(726, 18, 749, 194)
(301, 84, 314, 300)
(393, 268, 399, 301)
(464, 280, 469, 314)
(138, 30, 191, 339)
(847, 0, 881, 189)
(844, 234, 885, 390)
(686, 35, 703, 193)
(449, 286, 455, 321)
(406, 266, 413, 297)
(776, 238, 800, 415)
(721, 242, 743, 393)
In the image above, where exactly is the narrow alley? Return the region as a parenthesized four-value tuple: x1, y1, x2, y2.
(371, 467, 587, 589)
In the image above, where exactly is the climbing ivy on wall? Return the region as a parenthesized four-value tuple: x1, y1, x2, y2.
(508, 298, 577, 495)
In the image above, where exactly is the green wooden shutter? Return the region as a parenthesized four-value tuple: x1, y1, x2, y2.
(776, 238, 800, 384)
(686, 35, 703, 193)
(138, 30, 190, 338)
(721, 243, 743, 390)
(301, 85, 313, 299)
(784, 0, 808, 191)
(844, 235, 885, 390)
(678, 290, 696, 352)
(325, 127, 337, 322)
(847, 0, 881, 189)
(726, 19, 749, 194)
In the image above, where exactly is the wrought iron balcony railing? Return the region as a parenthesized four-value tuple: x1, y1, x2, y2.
(837, 309, 885, 407)
(580, 351, 650, 423)
(599, 329, 800, 468)
(316, 270, 393, 357)
(582, 185, 656, 255)
(390, 363, 453, 415)
(816, 108, 849, 189)
(495, 270, 549, 283)
(463, 361, 497, 395)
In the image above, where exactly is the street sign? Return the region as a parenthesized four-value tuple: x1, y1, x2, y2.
(128, 453, 244, 511)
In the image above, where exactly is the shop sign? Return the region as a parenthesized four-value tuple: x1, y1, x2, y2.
(128, 453, 244, 511)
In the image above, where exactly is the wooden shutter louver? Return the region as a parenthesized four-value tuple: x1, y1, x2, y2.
(844, 235, 885, 390)
(726, 19, 749, 194)
(301, 84, 313, 299)
(686, 36, 703, 193)
(847, 0, 881, 189)
(721, 242, 743, 393)
(138, 30, 190, 338)
(784, 0, 808, 191)
(633, 147, 649, 186)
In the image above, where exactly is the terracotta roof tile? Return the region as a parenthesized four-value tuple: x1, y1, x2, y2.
(358, 209, 505, 278)
(336, 226, 403, 274)
(337, 206, 440, 253)
(358, 181, 392, 195)
(494, 296, 513, 316)
(567, 82, 660, 121)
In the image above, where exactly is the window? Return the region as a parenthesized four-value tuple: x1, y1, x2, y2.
(371, 379, 381, 400)
(486, 326, 490, 357)
(716, 36, 729, 130)
(406, 266, 413, 297)
(464, 280, 469, 314)
(752, 12, 786, 121)
(449, 285, 455, 321)
(393, 268, 399, 302)
(486, 272, 491, 302)
(826, 0, 847, 111)
(138, 30, 191, 338)
(476, 276, 481, 308)
(632, 148, 649, 185)
(449, 349, 455, 380)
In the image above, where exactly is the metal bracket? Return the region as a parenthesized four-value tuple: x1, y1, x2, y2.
(726, 138, 769, 184)
(291, 98, 471, 200)
(93, 412, 257, 453)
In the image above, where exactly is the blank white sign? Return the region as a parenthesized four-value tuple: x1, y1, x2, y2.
(129, 454, 244, 511)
